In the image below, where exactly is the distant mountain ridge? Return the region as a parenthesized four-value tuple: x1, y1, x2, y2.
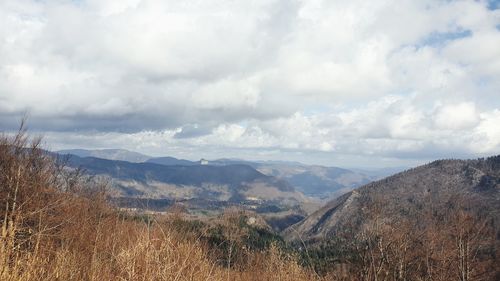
(146, 156, 197, 166)
(64, 154, 304, 203)
(187, 158, 375, 198)
(58, 149, 151, 163)
(57, 148, 380, 199)
(284, 156, 500, 242)
(256, 164, 373, 198)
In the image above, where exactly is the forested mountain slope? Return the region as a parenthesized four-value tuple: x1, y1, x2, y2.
(284, 156, 500, 241)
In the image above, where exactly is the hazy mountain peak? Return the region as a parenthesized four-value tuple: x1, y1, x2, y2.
(58, 148, 151, 163)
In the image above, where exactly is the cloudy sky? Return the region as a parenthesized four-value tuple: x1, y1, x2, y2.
(1, 0, 499, 167)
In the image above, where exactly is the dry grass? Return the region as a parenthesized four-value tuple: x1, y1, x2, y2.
(0, 125, 323, 281)
(0, 212, 320, 281)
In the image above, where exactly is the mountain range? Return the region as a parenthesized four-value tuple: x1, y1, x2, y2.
(64, 155, 302, 201)
(58, 149, 151, 163)
(57, 148, 392, 230)
(58, 148, 387, 199)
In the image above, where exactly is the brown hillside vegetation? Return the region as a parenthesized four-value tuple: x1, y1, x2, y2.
(286, 156, 500, 280)
(1, 126, 499, 281)
(0, 127, 320, 281)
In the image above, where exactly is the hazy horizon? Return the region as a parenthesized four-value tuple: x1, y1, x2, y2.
(55, 146, 418, 169)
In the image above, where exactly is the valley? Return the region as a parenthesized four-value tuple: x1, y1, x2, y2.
(57, 149, 384, 230)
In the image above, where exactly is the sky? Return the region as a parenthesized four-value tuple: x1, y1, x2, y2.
(0, 0, 499, 168)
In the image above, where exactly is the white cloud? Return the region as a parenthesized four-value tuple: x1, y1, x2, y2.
(0, 0, 499, 166)
(472, 109, 500, 152)
(192, 78, 261, 110)
(434, 102, 479, 130)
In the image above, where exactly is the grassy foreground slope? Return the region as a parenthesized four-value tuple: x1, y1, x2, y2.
(0, 128, 321, 281)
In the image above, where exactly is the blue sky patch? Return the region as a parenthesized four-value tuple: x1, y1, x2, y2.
(487, 0, 500, 10)
(418, 29, 472, 48)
